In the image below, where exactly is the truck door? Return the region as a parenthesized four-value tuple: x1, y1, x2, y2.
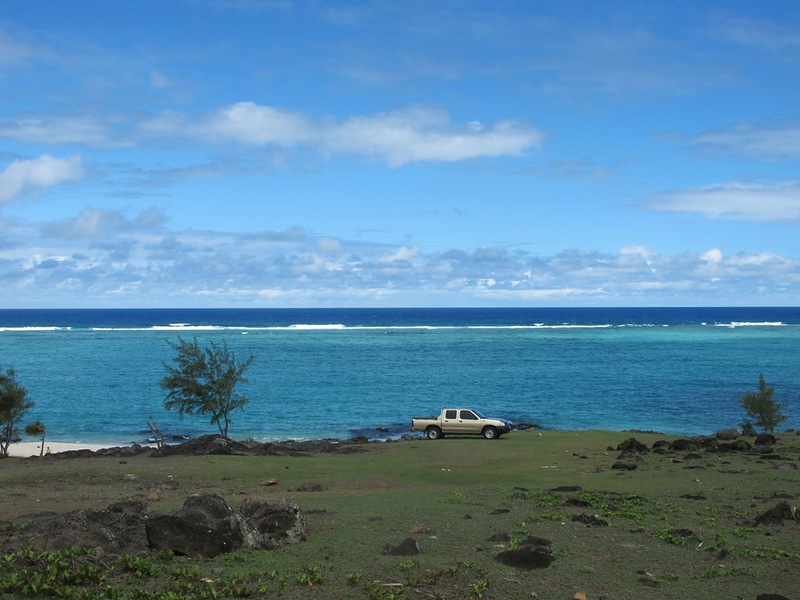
(441, 409, 458, 433)
(458, 409, 481, 434)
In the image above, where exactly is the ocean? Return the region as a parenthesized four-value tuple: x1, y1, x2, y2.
(1, 307, 798, 445)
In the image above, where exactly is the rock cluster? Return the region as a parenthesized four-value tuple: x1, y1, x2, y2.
(2, 494, 305, 559)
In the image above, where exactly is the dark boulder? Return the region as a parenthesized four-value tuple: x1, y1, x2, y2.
(616, 438, 649, 454)
(549, 485, 583, 493)
(612, 461, 638, 471)
(706, 440, 752, 453)
(239, 498, 306, 544)
(145, 494, 305, 558)
(151, 435, 250, 457)
(3, 500, 149, 556)
(494, 545, 554, 570)
(753, 501, 798, 526)
(384, 538, 420, 556)
(669, 439, 699, 452)
(146, 513, 236, 558)
(571, 514, 609, 527)
(755, 433, 777, 446)
(715, 429, 740, 441)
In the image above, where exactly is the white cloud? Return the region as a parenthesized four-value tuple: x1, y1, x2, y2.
(701, 248, 723, 264)
(202, 102, 314, 145)
(3, 216, 799, 307)
(0, 117, 112, 145)
(648, 181, 800, 221)
(0, 26, 36, 66)
(0, 155, 86, 205)
(141, 102, 543, 166)
(321, 107, 543, 166)
(1, 103, 541, 167)
(691, 119, 800, 161)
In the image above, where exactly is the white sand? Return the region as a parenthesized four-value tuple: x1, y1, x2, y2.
(7, 441, 129, 457)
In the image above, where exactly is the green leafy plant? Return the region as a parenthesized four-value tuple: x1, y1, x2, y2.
(739, 373, 787, 433)
(468, 578, 489, 598)
(295, 565, 326, 586)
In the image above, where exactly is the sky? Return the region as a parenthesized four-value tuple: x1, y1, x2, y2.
(1, 0, 799, 308)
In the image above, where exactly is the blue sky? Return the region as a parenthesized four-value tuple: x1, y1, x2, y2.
(1, 0, 799, 308)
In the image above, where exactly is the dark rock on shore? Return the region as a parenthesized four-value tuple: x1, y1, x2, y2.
(707, 440, 752, 453)
(755, 433, 777, 446)
(42, 444, 151, 460)
(715, 428, 740, 440)
(616, 437, 649, 454)
(250, 438, 371, 457)
(151, 435, 250, 457)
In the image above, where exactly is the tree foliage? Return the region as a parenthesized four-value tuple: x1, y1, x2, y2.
(160, 337, 254, 438)
(24, 419, 47, 457)
(1, 368, 34, 458)
(739, 373, 787, 434)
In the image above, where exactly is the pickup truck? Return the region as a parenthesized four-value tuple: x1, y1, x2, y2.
(411, 408, 512, 440)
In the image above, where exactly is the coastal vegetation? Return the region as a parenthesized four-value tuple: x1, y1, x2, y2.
(1, 430, 798, 599)
(22, 420, 46, 457)
(739, 373, 787, 434)
(160, 337, 255, 438)
(0, 367, 33, 458)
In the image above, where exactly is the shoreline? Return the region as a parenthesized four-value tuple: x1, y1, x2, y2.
(6, 441, 144, 458)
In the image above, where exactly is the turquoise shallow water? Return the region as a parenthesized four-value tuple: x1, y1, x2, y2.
(1, 308, 798, 443)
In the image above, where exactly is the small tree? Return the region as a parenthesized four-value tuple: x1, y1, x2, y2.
(161, 337, 254, 438)
(147, 415, 164, 449)
(1, 368, 34, 458)
(739, 373, 787, 434)
(24, 419, 46, 456)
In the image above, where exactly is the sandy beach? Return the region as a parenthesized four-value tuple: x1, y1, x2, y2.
(7, 441, 131, 458)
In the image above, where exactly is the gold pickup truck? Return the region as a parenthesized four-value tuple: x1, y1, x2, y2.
(411, 408, 512, 440)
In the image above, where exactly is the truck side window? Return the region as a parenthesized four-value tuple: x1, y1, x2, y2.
(461, 410, 477, 420)
(445, 410, 457, 419)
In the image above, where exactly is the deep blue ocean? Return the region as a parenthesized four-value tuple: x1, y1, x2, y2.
(1, 307, 798, 445)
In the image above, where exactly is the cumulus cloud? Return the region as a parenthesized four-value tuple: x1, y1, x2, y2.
(647, 181, 800, 221)
(2, 213, 799, 307)
(0, 155, 86, 204)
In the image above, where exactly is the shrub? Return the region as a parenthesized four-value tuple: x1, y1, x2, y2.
(739, 374, 787, 434)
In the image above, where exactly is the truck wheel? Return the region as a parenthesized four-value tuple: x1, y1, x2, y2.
(482, 426, 498, 439)
(426, 426, 442, 440)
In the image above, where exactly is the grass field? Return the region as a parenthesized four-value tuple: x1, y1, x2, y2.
(1, 430, 798, 599)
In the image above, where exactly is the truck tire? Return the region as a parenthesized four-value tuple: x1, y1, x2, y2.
(426, 426, 442, 440)
(482, 426, 498, 439)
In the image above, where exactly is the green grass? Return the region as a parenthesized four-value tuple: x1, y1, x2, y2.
(1, 430, 799, 599)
